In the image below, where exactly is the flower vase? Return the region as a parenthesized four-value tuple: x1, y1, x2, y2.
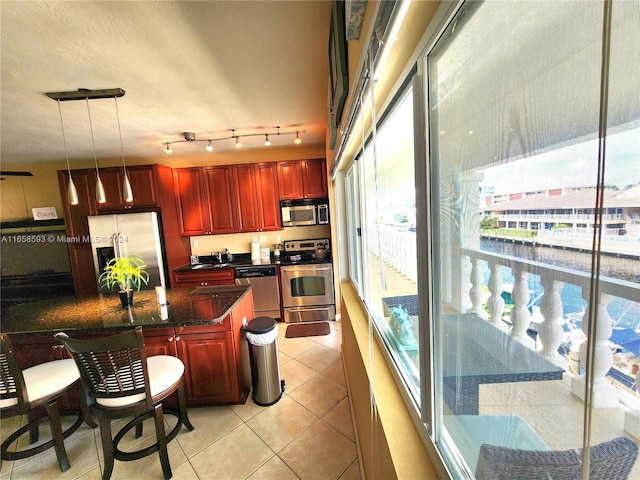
(119, 290, 134, 309)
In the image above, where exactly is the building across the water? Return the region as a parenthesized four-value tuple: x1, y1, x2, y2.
(481, 184, 640, 237)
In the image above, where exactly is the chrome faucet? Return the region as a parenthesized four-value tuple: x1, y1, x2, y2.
(224, 248, 234, 262)
(212, 251, 223, 263)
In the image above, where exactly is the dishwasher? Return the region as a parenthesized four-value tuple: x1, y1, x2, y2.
(235, 265, 281, 319)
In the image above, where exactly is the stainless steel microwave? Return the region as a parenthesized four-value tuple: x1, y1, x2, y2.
(281, 199, 329, 227)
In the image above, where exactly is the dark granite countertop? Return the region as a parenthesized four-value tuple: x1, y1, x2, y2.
(1, 285, 252, 336)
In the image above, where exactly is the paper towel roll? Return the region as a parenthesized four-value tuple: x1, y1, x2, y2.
(251, 241, 261, 261)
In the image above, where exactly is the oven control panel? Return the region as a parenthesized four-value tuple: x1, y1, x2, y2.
(284, 238, 330, 252)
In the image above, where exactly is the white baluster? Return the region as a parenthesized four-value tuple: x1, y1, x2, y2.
(511, 268, 534, 348)
(487, 263, 505, 327)
(571, 292, 619, 408)
(469, 257, 485, 316)
(538, 277, 567, 367)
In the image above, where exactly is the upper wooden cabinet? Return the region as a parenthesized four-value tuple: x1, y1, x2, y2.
(95, 165, 159, 212)
(234, 163, 281, 232)
(278, 158, 327, 200)
(174, 166, 239, 236)
(204, 166, 238, 234)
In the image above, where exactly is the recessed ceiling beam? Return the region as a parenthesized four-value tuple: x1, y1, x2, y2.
(45, 88, 125, 101)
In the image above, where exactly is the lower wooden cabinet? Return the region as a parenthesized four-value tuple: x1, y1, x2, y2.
(142, 291, 253, 406)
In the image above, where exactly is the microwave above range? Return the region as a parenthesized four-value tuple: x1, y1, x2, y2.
(280, 199, 329, 227)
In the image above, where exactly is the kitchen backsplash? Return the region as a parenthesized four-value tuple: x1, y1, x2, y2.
(189, 225, 331, 256)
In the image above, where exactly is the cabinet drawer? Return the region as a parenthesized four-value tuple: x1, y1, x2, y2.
(173, 268, 235, 288)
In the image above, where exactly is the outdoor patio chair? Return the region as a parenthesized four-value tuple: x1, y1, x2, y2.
(475, 435, 638, 480)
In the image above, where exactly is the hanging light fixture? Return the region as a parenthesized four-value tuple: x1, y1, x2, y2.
(56, 100, 79, 205)
(294, 131, 302, 144)
(85, 98, 106, 203)
(47, 88, 126, 204)
(264, 134, 271, 146)
(206, 140, 213, 152)
(113, 96, 133, 202)
(164, 143, 173, 154)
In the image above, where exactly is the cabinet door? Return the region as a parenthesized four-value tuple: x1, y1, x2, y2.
(174, 168, 210, 236)
(95, 165, 159, 212)
(277, 161, 304, 200)
(177, 331, 239, 404)
(302, 159, 328, 198)
(204, 166, 239, 234)
(256, 163, 282, 230)
(125, 166, 159, 209)
(234, 164, 260, 232)
(94, 168, 125, 211)
(143, 328, 179, 357)
(58, 170, 99, 296)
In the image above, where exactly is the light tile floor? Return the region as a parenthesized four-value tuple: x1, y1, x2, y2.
(0, 321, 360, 480)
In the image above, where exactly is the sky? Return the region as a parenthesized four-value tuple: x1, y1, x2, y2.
(480, 128, 640, 195)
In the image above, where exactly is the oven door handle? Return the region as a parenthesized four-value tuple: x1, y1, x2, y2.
(282, 264, 332, 272)
(287, 306, 333, 313)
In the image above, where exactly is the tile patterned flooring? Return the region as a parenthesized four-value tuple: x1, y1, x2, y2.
(1, 321, 360, 480)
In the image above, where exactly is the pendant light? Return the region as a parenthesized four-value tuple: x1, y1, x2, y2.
(86, 98, 106, 204)
(113, 96, 133, 202)
(294, 131, 302, 144)
(264, 134, 271, 146)
(56, 100, 79, 205)
(206, 140, 213, 152)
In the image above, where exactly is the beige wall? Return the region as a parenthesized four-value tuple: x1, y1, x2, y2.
(341, 282, 438, 479)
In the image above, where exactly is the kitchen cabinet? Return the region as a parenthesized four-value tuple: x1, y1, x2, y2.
(142, 291, 253, 405)
(95, 165, 159, 212)
(234, 163, 281, 232)
(277, 158, 327, 200)
(204, 166, 238, 234)
(57, 169, 99, 297)
(173, 166, 239, 236)
(172, 268, 235, 288)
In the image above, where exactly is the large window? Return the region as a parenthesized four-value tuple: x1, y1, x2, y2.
(341, 0, 640, 478)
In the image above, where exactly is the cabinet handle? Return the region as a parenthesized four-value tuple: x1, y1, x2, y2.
(168, 336, 175, 342)
(175, 336, 181, 341)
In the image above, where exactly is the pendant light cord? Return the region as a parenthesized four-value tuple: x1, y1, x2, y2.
(85, 98, 100, 177)
(113, 96, 126, 174)
(57, 100, 71, 176)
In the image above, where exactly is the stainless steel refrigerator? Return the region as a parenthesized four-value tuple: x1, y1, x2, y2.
(88, 212, 167, 293)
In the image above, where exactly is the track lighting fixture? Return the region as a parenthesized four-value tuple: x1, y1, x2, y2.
(162, 127, 306, 153)
(46, 88, 128, 206)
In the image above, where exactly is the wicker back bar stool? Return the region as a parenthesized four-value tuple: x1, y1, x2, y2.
(55, 326, 194, 480)
(0, 333, 96, 472)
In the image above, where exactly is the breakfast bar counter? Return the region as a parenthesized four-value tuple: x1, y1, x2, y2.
(1, 285, 252, 335)
(2, 285, 254, 406)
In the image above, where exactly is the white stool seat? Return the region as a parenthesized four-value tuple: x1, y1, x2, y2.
(0, 358, 79, 408)
(96, 355, 185, 407)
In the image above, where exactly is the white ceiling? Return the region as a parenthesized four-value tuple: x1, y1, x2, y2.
(0, 1, 331, 168)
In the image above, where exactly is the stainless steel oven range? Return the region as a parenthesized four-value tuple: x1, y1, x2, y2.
(280, 239, 335, 323)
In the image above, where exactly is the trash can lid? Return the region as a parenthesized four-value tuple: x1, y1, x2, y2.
(245, 316, 276, 334)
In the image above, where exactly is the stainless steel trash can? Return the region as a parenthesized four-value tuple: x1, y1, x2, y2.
(244, 317, 284, 406)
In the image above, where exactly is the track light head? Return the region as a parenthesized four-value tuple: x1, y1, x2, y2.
(206, 140, 213, 152)
(264, 134, 271, 146)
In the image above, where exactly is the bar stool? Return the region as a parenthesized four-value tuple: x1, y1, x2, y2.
(0, 333, 96, 472)
(55, 326, 194, 480)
